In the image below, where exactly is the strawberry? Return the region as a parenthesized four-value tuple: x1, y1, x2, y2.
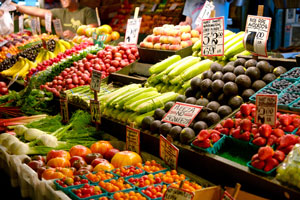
(251, 159, 265, 170)
(267, 135, 277, 146)
(258, 124, 272, 138)
(279, 114, 293, 126)
(240, 119, 252, 131)
(219, 128, 229, 135)
(250, 107, 256, 118)
(252, 137, 267, 146)
(235, 111, 242, 119)
(292, 117, 300, 128)
(249, 103, 256, 109)
(251, 153, 259, 161)
(234, 118, 242, 128)
(275, 120, 281, 128)
(240, 103, 251, 116)
(198, 138, 212, 148)
(240, 131, 251, 141)
(264, 157, 279, 172)
(283, 125, 295, 133)
(272, 129, 285, 137)
(231, 129, 241, 139)
(251, 127, 258, 135)
(253, 133, 260, 139)
(197, 130, 211, 141)
(273, 150, 285, 162)
(280, 144, 295, 155)
(258, 146, 274, 161)
(214, 123, 223, 131)
(277, 134, 298, 149)
(210, 133, 220, 143)
(223, 118, 234, 128)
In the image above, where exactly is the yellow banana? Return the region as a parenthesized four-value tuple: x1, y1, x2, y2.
(59, 39, 71, 49)
(48, 51, 56, 59)
(35, 49, 46, 64)
(14, 58, 30, 79)
(53, 41, 66, 56)
(1, 58, 25, 76)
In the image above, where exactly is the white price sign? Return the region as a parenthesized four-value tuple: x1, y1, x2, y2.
(169, 3, 178, 10)
(201, 17, 224, 56)
(162, 102, 203, 127)
(19, 15, 24, 33)
(45, 13, 52, 33)
(30, 18, 37, 35)
(140, 4, 145, 11)
(151, 4, 157, 12)
(90, 70, 102, 92)
(90, 100, 101, 124)
(243, 15, 272, 57)
(53, 19, 63, 37)
(255, 94, 277, 126)
(126, 126, 140, 154)
(163, 186, 194, 200)
(125, 18, 142, 44)
(195, 1, 215, 27)
(160, 135, 179, 169)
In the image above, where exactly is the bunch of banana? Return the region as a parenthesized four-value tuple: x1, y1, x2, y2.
(53, 39, 73, 56)
(35, 48, 56, 64)
(1, 57, 37, 79)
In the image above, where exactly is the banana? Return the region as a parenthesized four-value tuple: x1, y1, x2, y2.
(35, 49, 46, 64)
(17, 58, 31, 78)
(59, 39, 71, 49)
(53, 41, 66, 56)
(1, 58, 25, 76)
(48, 51, 56, 59)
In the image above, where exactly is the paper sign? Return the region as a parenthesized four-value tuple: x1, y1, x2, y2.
(53, 19, 63, 37)
(0, 40, 8, 47)
(140, 4, 145, 11)
(97, 34, 107, 47)
(125, 18, 142, 44)
(169, 3, 178, 10)
(195, 1, 215, 27)
(243, 15, 272, 57)
(45, 13, 52, 33)
(163, 186, 194, 200)
(160, 135, 179, 169)
(36, 17, 41, 35)
(90, 100, 101, 124)
(7, 73, 19, 89)
(90, 70, 102, 92)
(201, 17, 224, 56)
(255, 94, 277, 126)
(151, 4, 157, 12)
(19, 15, 24, 33)
(126, 126, 140, 154)
(30, 18, 37, 35)
(162, 102, 203, 127)
(60, 94, 69, 123)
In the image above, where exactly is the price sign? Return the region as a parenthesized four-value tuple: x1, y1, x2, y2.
(151, 4, 157, 12)
(255, 94, 277, 126)
(124, 18, 142, 44)
(97, 34, 107, 48)
(169, 3, 178, 10)
(163, 186, 194, 200)
(140, 4, 145, 11)
(30, 18, 37, 35)
(0, 40, 8, 48)
(19, 15, 24, 33)
(60, 93, 69, 123)
(160, 135, 179, 169)
(36, 17, 41, 35)
(90, 100, 101, 124)
(195, 1, 215, 27)
(7, 73, 19, 89)
(162, 102, 203, 127)
(90, 70, 102, 92)
(243, 15, 272, 57)
(53, 19, 63, 37)
(201, 17, 224, 56)
(45, 13, 52, 33)
(126, 126, 140, 154)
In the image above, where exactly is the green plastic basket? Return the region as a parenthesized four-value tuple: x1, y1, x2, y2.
(65, 183, 108, 200)
(111, 165, 145, 179)
(247, 161, 277, 176)
(191, 135, 226, 154)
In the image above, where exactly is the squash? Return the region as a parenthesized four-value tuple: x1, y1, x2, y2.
(111, 151, 142, 168)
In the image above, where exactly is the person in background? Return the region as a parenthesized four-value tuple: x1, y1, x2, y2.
(180, 0, 232, 31)
(10, 0, 98, 39)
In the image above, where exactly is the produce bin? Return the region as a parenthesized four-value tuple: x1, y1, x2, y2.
(191, 135, 227, 154)
(246, 161, 277, 176)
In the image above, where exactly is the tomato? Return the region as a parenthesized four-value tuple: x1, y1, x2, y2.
(69, 145, 92, 158)
(42, 167, 73, 180)
(46, 150, 70, 162)
(47, 157, 71, 168)
(111, 151, 142, 168)
(90, 141, 113, 155)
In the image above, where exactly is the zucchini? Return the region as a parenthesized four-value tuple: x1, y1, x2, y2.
(149, 55, 181, 75)
(224, 33, 237, 45)
(167, 56, 200, 79)
(192, 40, 202, 51)
(224, 31, 245, 52)
(126, 93, 161, 111)
(224, 41, 245, 58)
(120, 111, 133, 123)
(124, 91, 159, 109)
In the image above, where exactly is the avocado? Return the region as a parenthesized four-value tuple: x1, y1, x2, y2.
(202, 70, 214, 79)
(196, 97, 209, 106)
(212, 71, 223, 81)
(159, 123, 172, 136)
(185, 97, 197, 104)
(269, 65, 275, 73)
(154, 108, 166, 120)
(212, 79, 225, 94)
(195, 91, 203, 99)
(207, 92, 218, 101)
(234, 58, 246, 67)
(222, 72, 236, 83)
(252, 80, 266, 91)
(191, 77, 202, 91)
(218, 93, 228, 105)
(185, 87, 197, 98)
(262, 73, 276, 84)
(245, 59, 257, 68)
(228, 95, 243, 109)
(222, 64, 235, 73)
(207, 101, 220, 112)
(150, 120, 162, 133)
(245, 67, 261, 81)
(180, 127, 195, 144)
(204, 112, 221, 126)
(234, 65, 246, 76)
(200, 79, 212, 94)
(223, 82, 238, 96)
(273, 66, 287, 77)
(169, 126, 182, 140)
(176, 95, 186, 102)
(241, 89, 255, 101)
(193, 121, 208, 133)
(217, 105, 232, 118)
(210, 62, 223, 73)
(141, 116, 155, 130)
(256, 60, 271, 75)
(164, 101, 175, 112)
(235, 74, 252, 89)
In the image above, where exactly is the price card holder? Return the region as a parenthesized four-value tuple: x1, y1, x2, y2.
(140, 4, 145, 11)
(97, 34, 107, 48)
(151, 4, 157, 12)
(60, 92, 69, 123)
(255, 94, 277, 126)
(201, 17, 224, 56)
(195, 1, 215, 27)
(90, 70, 102, 92)
(125, 18, 142, 44)
(162, 186, 194, 200)
(169, 3, 178, 10)
(162, 102, 203, 127)
(160, 135, 179, 170)
(45, 13, 52, 33)
(7, 73, 19, 89)
(36, 17, 41, 35)
(90, 100, 101, 124)
(19, 15, 24, 33)
(30, 18, 37, 35)
(53, 19, 64, 37)
(126, 126, 140, 154)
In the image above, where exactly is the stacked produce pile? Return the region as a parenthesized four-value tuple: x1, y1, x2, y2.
(0, 81, 8, 96)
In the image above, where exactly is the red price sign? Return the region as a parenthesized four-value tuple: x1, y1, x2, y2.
(126, 126, 140, 154)
(162, 186, 194, 200)
(160, 135, 179, 169)
(255, 94, 277, 126)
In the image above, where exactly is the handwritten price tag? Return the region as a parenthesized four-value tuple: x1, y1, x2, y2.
(60, 93, 69, 123)
(162, 102, 203, 127)
(201, 17, 224, 56)
(160, 135, 179, 169)
(90, 70, 102, 92)
(255, 94, 277, 126)
(45, 13, 52, 33)
(19, 15, 24, 33)
(195, 1, 215, 27)
(126, 126, 140, 154)
(243, 15, 272, 57)
(163, 186, 194, 200)
(53, 19, 63, 37)
(125, 18, 142, 44)
(36, 17, 41, 35)
(30, 18, 37, 35)
(169, 3, 178, 11)
(90, 100, 101, 124)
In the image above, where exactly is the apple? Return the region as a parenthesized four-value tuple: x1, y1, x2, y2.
(108, 66, 117, 73)
(27, 160, 45, 172)
(145, 35, 153, 43)
(31, 155, 45, 163)
(191, 30, 200, 38)
(153, 43, 161, 49)
(111, 60, 120, 68)
(37, 166, 48, 180)
(153, 27, 162, 36)
(159, 36, 168, 44)
(84, 153, 103, 164)
(145, 42, 154, 48)
(191, 37, 199, 44)
(104, 148, 120, 161)
(181, 41, 190, 48)
(179, 25, 192, 33)
(91, 158, 109, 168)
(161, 44, 170, 50)
(181, 32, 192, 41)
(169, 44, 182, 51)
(152, 36, 160, 44)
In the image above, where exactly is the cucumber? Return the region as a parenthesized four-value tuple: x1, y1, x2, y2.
(149, 55, 181, 75)
(167, 56, 200, 79)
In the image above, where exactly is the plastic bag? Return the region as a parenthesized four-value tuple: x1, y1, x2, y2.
(0, 0, 16, 35)
(276, 143, 300, 189)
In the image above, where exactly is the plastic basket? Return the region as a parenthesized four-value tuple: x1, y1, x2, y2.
(268, 78, 295, 91)
(111, 189, 146, 200)
(54, 178, 89, 195)
(283, 81, 300, 94)
(111, 165, 145, 179)
(277, 92, 300, 110)
(83, 171, 117, 184)
(138, 185, 166, 200)
(228, 135, 251, 149)
(280, 67, 300, 81)
(65, 183, 108, 200)
(288, 97, 300, 112)
(249, 87, 281, 103)
(191, 135, 226, 154)
(126, 174, 165, 190)
(247, 161, 277, 176)
(142, 163, 170, 175)
(99, 177, 134, 195)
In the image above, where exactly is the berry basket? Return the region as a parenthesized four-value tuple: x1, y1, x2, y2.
(138, 184, 168, 200)
(191, 134, 227, 154)
(83, 171, 117, 184)
(65, 183, 108, 200)
(99, 177, 134, 195)
(54, 177, 90, 195)
(247, 161, 278, 176)
(268, 78, 295, 92)
(111, 189, 148, 200)
(111, 165, 145, 179)
(280, 67, 300, 81)
(141, 162, 170, 175)
(282, 81, 300, 94)
(249, 87, 281, 103)
(277, 92, 300, 111)
(288, 96, 300, 112)
(126, 174, 165, 190)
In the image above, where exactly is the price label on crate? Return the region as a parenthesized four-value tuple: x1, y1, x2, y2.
(36, 17, 41, 35)
(53, 19, 63, 37)
(169, 3, 178, 10)
(162, 102, 203, 127)
(19, 15, 24, 33)
(243, 15, 272, 57)
(90, 70, 102, 92)
(126, 126, 140, 154)
(201, 17, 224, 56)
(30, 18, 37, 35)
(45, 13, 52, 33)
(255, 94, 277, 126)
(90, 100, 101, 124)
(125, 18, 142, 44)
(60, 92, 69, 123)
(160, 135, 179, 169)
(195, 1, 215, 27)
(163, 186, 194, 200)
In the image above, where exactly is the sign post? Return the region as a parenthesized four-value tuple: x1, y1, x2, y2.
(30, 18, 37, 35)
(60, 91, 69, 123)
(255, 94, 277, 126)
(53, 19, 64, 37)
(90, 70, 102, 130)
(162, 186, 194, 200)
